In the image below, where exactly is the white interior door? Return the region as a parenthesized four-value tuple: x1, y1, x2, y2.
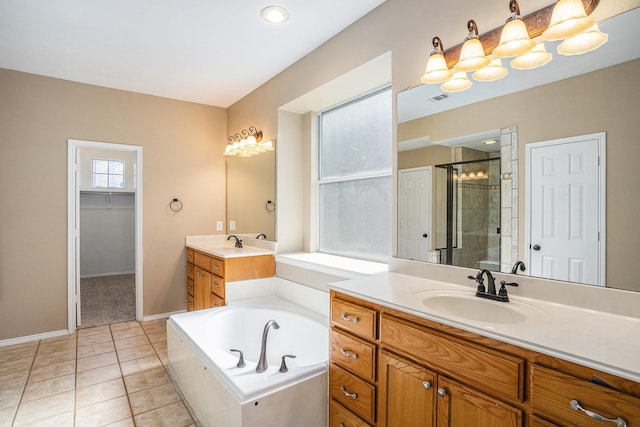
(526, 133, 605, 286)
(398, 167, 432, 262)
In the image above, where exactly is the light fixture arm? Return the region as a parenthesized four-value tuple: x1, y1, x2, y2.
(466, 20, 480, 40)
(509, 0, 521, 19)
(431, 36, 444, 55)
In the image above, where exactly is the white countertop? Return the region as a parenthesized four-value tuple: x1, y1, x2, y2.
(186, 235, 274, 258)
(329, 272, 640, 383)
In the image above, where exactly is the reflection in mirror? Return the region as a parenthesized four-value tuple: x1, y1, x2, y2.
(226, 150, 276, 240)
(397, 9, 640, 292)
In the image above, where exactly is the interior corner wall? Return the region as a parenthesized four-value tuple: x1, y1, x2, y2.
(0, 68, 227, 340)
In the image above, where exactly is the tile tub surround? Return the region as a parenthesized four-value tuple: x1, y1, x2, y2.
(0, 320, 196, 426)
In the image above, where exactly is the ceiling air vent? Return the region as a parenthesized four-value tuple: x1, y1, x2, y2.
(427, 93, 450, 102)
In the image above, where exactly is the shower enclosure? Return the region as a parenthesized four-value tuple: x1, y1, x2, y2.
(434, 154, 501, 271)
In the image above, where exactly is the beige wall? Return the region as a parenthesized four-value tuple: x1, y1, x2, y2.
(396, 59, 640, 292)
(0, 68, 227, 340)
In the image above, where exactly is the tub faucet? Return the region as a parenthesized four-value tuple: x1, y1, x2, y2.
(227, 235, 243, 248)
(256, 319, 280, 373)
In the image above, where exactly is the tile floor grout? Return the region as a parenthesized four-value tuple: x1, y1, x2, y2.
(0, 320, 198, 427)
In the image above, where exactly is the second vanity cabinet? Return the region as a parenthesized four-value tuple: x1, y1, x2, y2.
(329, 290, 640, 427)
(186, 248, 275, 311)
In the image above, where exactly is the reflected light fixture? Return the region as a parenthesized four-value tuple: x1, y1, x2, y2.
(493, 0, 535, 58)
(472, 58, 508, 82)
(421, 37, 453, 84)
(510, 42, 552, 70)
(455, 20, 490, 72)
(557, 23, 608, 55)
(441, 71, 472, 93)
(542, 0, 595, 41)
(261, 6, 289, 24)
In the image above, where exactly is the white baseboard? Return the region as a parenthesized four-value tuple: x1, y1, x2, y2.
(143, 310, 186, 322)
(0, 329, 70, 348)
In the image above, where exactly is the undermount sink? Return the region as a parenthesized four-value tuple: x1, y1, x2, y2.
(420, 291, 546, 324)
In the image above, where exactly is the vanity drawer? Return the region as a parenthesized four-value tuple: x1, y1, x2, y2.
(211, 275, 224, 299)
(186, 278, 194, 297)
(330, 364, 375, 425)
(186, 292, 194, 312)
(330, 329, 376, 382)
(210, 257, 225, 277)
(331, 299, 377, 341)
(210, 292, 224, 308)
(530, 364, 640, 426)
(193, 251, 211, 270)
(380, 314, 524, 401)
(186, 262, 194, 280)
(186, 249, 194, 264)
(330, 400, 372, 427)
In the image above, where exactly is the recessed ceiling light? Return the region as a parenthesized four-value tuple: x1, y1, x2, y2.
(261, 6, 289, 24)
(482, 139, 497, 145)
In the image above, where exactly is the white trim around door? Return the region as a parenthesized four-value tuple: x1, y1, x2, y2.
(67, 139, 143, 333)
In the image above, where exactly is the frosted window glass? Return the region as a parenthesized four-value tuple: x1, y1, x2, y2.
(318, 87, 392, 260)
(319, 177, 392, 258)
(320, 89, 392, 179)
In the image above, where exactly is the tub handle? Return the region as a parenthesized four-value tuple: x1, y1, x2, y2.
(229, 349, 246, 368)
(279, 354, 296, 373)
(340, 313, 358, 324)
(340, 386, 357, 400)
(340, 348, 358, 360)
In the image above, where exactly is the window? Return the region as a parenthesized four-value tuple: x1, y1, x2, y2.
(92, 159, 125, 189)
(318, 87, 392, 260)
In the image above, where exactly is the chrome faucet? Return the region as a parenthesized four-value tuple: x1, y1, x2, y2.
(227, 234, 243, 248)
(256, 319, 280, 373)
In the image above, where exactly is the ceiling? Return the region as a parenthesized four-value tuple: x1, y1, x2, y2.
(0, 0, 385, 108)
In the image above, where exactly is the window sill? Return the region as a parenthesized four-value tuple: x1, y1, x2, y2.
(275, 252, 388, 280)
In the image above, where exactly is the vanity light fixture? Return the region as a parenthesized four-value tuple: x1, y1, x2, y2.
(223, 126, 274, 157)
(455, 20, 490, 72)
(557, 23, 608, 55)
(542, 0, 595, 41)
(510, 42, 553, 70)
(441, 71, 473, 93)
(472, 58, 508, 82)
(421, 37, 453, 84)
(493, 0, 535, 58)
(261, 6, 289, 24)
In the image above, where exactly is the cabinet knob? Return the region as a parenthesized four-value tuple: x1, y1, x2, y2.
(340, 386, 357, 400)
(437, 388, 447, 397)
(422, 381, 431, 390)
(570, 400, 627, 427)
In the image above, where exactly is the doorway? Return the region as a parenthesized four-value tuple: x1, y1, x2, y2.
(525, 132, 605, 286)
(398, 167, 432, 262)
(67, 139, 143, 333)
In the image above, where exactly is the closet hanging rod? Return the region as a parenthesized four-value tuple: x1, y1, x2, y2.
(79, 191, 135, 196)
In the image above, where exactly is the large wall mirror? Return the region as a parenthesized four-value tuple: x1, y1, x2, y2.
(397, 8, 640, 292)
(226, 150, 276, 240)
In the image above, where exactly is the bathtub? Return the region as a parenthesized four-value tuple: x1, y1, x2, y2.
(167, 297, 328, 427)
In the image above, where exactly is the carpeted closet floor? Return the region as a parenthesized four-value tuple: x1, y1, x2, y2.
(80, 274, 136, 328)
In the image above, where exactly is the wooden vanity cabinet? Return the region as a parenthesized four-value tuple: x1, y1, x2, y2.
(185, 248, 274, 311)
(330, 290, 640, 427)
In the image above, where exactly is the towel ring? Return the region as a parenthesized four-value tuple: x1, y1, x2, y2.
(265, 200, 276, 212)
(170, 198, 183, 212)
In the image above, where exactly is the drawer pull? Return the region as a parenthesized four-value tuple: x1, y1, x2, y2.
(340, 313, 358, 324)
(340, 386, 357, 400)
(339, 424, 345, 427)
(339, 348, 358, 360)
(570, 400, 627, 427)
(437, 388, 447, 397)
(423, 381, 431, 390)
(213, 265, 219, 270)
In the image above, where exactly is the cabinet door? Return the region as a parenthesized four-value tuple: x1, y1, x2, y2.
(378, 351, 436, 427)
(194, 267, 212, 310)
(436, 376, 523, 427)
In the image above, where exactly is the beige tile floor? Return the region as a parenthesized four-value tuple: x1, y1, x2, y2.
(0, 320, 197, 427)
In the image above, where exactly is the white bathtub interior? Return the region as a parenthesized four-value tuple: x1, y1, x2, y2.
(167, 295, 328, 427)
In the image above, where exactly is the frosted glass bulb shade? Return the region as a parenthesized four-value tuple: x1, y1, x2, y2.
(261, 140, 275, 151)
(441, 72, 473, 92)
(542, 0, 595, 41)
(456, 38, 490, 72)
(223, 145, 238, 156)
(421, 53, 453, 84)
(472, 58, 508, 82)
(494, 18, 535, 57)
(510, 43, 552, 69)
(557, 23, 608, 55)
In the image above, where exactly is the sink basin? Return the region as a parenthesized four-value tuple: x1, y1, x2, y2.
(420, 291, 546, 324)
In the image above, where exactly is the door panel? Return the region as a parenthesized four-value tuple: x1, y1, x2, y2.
(398, 167, 432, 262)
